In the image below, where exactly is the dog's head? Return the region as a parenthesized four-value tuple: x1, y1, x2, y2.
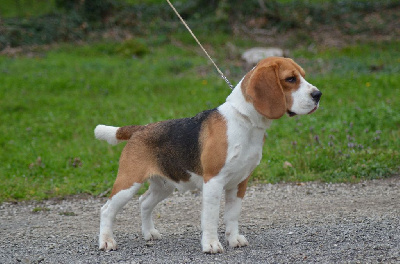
(241, 57, 321, 119)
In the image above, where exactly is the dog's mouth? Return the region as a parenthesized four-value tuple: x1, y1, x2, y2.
(308, 105, 318, 115)
(287, 104, 319, 117)
(287, 110, 297, 117)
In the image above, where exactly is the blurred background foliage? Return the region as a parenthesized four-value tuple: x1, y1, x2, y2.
(1, 0, 399, 50)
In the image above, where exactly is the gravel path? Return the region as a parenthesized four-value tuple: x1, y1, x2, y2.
(1, 177, 399, 264)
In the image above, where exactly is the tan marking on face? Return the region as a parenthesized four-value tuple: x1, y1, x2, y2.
(276, 59, 305, 111)
(200, 112, 228, 183)
(286, 58, 305, 77)
(242, 57, 306, 118)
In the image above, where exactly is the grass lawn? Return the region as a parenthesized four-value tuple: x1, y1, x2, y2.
(0, 37, 399, 202)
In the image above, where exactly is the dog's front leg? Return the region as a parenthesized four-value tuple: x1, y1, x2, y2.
(224, 187, 249, 248)
(201, 178, 224, 253)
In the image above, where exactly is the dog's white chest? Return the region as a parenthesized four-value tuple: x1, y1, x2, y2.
(223, 125, 264, 185)
(217, 101, 270, 188)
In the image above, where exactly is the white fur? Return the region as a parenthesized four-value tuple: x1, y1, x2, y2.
(218, 79, 271, 188)
(201, 176, 226, 253)
(290, 76, 320, 115)
(139, 177, 175, 241)
(94, 125, 120, 145)
(99, 183, 142, 251)
(224, 187, 248, 247)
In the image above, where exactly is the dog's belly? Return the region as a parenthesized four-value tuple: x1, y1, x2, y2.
(172, 172, 204, 192)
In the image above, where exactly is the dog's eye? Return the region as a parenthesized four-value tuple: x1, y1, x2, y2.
(285, 76, 297, 83)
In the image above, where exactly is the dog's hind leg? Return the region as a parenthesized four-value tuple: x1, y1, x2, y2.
(98, 131, 162, 250)
(139, 176, 174, 240)
(99, 183, 142, 251)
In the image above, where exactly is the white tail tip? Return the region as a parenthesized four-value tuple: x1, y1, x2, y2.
(94, 125, 120, 145)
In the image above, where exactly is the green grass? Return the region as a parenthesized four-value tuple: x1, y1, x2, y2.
(0, 37, 399, 203)
(0, 0, 56, 18)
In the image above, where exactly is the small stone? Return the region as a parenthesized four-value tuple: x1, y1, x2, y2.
(241, 47, 285, 66)
(283, 161, 293, 168)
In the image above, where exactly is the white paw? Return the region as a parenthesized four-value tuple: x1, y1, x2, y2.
(143, 228, 161, 241)
(202, 239, 224, 254)
(227, 234, 249, 248)
(99, 234, 117, 251)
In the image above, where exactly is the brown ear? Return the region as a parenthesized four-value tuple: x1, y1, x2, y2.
(246, 65, 286, 119)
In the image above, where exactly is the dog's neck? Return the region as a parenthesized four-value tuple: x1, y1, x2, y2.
(224, 79, 272, 130)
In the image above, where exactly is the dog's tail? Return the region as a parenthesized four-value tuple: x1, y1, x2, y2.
(94, 125, 144, 145)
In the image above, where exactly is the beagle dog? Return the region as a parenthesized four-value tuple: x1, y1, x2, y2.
(94, 57, 321, 253)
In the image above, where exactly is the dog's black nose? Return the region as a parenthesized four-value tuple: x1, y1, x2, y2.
(311, 90, 322, 103)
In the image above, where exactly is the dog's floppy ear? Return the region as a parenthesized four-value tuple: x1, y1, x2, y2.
(245, 65, 286, 119)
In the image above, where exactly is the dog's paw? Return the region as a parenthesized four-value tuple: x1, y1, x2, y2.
(227, 234, 249, 248)
(99, 234, 117, 251)
(202, 239, 224, 254)
(143, 228, 161, 241)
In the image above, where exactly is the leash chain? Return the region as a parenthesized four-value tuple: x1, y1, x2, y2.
(166, 0, 234, 90)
